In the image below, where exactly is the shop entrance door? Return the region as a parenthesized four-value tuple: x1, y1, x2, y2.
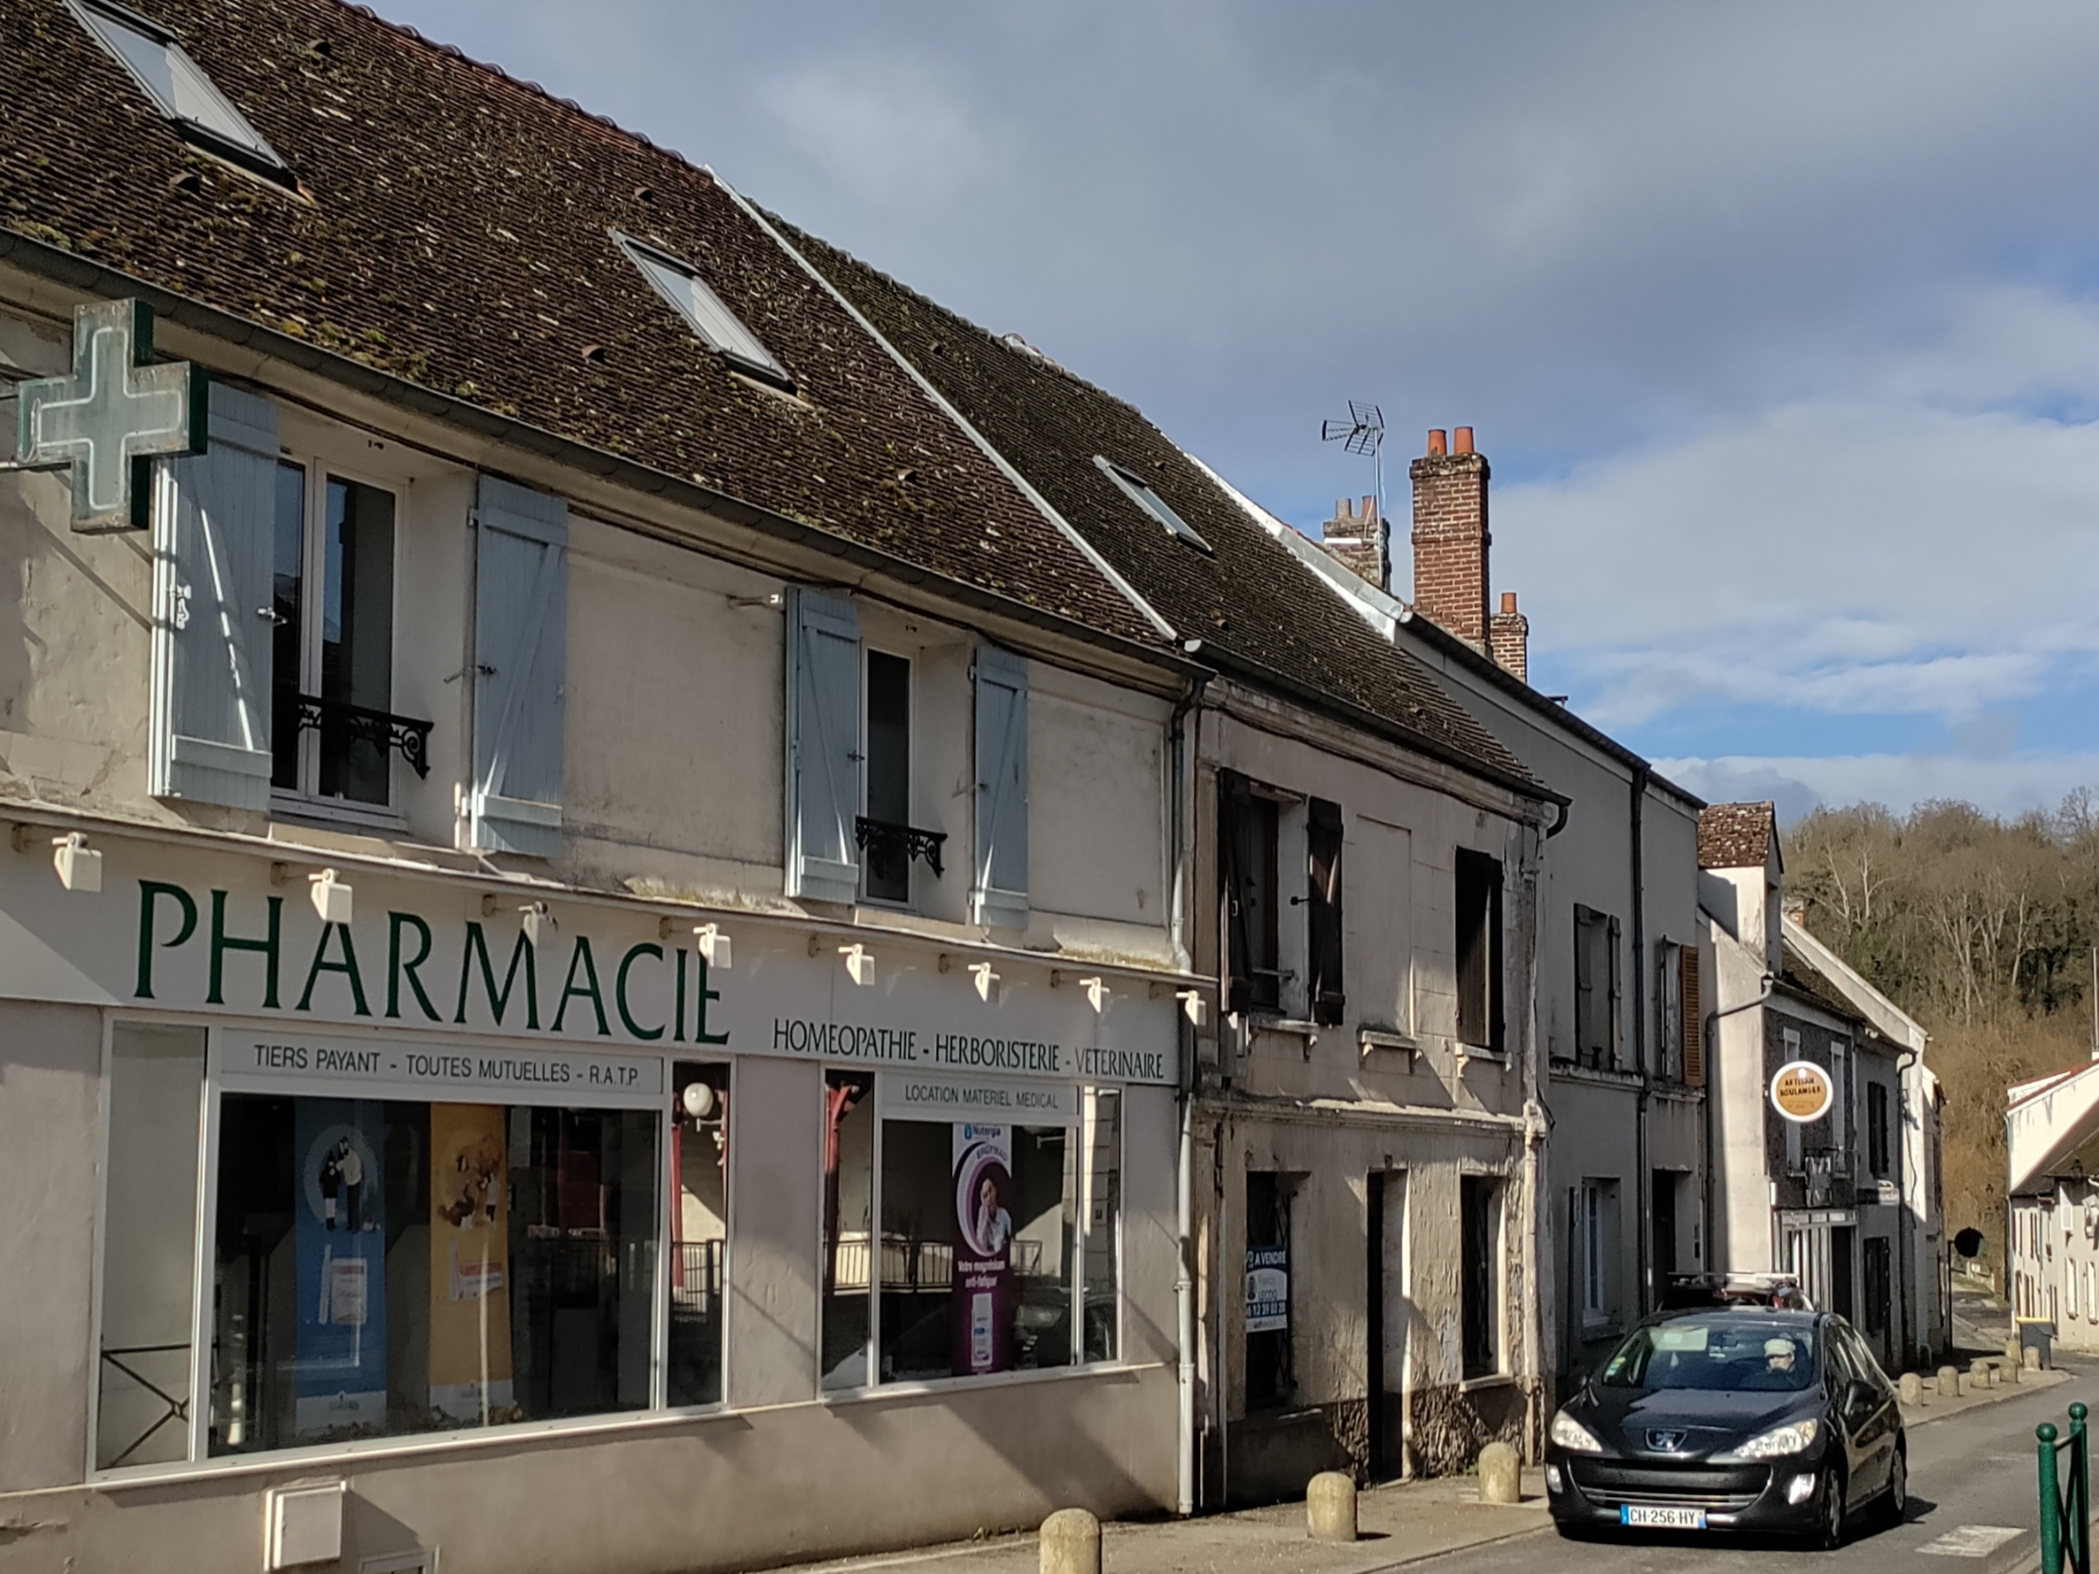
(1366, 1170, 1407, 1478)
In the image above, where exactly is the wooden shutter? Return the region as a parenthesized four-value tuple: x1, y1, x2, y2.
(1307, 797, 1345, 1027)
(785, 587, 862, 904)
(469, 476, 568, 858)
(970, 644, 1029, 927)
(1607, 914, 1623, 1068)
(1573, 909, 1595, 1066)
(149, 383, 278, 809)
(1218, 769, 1254, 1017)
(1682, 944, 1704, 1087)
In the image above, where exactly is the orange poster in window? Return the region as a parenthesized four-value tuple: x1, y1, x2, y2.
(428, 1103, 515, 1423)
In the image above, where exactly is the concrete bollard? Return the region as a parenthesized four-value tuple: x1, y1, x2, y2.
(2008, 1336, 2025, 1365)
(2008, 1356, 2023, 1383)
(1938, 1365, 1960, 1398)
(1040, 1509, 1100, 1574)
(1899, 1371, 1923, 1404)
(1477, 1442, 1522, 1505)
(1971, 1357, 1992, 1388)
(2025, 1345, 2043, 1372)
(1307, 1472, 1358, 1543)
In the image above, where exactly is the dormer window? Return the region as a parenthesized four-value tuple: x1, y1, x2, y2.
(614, 232, 792, 388)
(66, 0, 289, 179)
(1093, 456, 1211, 551)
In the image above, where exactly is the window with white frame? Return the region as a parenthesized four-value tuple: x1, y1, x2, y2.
(1581, 1180, 1622, 1323)
(67, 0, 290, 179)
(89, 1021, 747, 1473)
(820, 1072, 1122, 1388)
(1460, 1174, 1505, 1378)
(1782, 1028, 1803, 1173)
(270, 459, 410, 808)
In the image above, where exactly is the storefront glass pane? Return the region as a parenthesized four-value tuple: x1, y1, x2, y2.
(208, 1094, 656, 1455)
(878, 1118, 1077, 1382)
(821, 1071, 875, 1390)
(1080, 1089, 1121, 1364)
(97, 1023, 206, 1469)
(667, 1062, 729, 1408)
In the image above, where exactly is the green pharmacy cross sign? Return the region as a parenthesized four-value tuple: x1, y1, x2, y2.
(12, 299, 208, 532)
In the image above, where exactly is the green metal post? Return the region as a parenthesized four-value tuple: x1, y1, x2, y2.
(2072, 1403, 2091, 1574)
(2044, 1422, 2064, 1574)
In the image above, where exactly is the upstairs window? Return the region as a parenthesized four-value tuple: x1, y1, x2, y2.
(271, 460, 401, 809)
(1220, 772, 1281, 1017)
(68, 0, 288, 178)
(1867, 1081, 1890, 1178)
(1094, 457, 1212, 551)
(1572, 905, 1621, 1069)
(861, 649, 913, 904)
(615, 232, 791, 388)
(1455, 850, 1504, 1053)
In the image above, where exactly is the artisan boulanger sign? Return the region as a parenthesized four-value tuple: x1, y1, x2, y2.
(119, 876, 1172, 1085)
(1770, 1059, 1835, 1123)
(14, 299, 208, 532)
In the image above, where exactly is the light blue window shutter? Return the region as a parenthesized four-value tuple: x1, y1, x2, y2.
(470, 477, 568, 858)
(785, 587, 861, 903)
(971, 645, 1029, 928)
(148, 383, 277, 809)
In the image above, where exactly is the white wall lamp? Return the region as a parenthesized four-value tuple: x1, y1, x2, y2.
(520, 901, 556, 949)
(840, 943, 875, 987)
(969, 961, 1000, 1002)
(1178, 988, 1208, 1027)
(309, 868, 353, 925)
(52, 831, 101, 893)
(1080, 976, 1108, 1014)
(695, 923, 732, 969)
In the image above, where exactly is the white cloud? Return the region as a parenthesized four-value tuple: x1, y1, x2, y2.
(1657, 752, 2099, 822)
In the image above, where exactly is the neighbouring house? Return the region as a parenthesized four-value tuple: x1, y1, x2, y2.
(784, 226, 1566, 1500)
(1701, 803, 1947, 1373)
(0, 3, 1210, 1569)
(2005, 1062, 2099, 1351)
(1260, 429, 1713, 1397)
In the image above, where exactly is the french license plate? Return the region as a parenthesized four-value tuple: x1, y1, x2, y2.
(1621, 1505, 1707, 1530)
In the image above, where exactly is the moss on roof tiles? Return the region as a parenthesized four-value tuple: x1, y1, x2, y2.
(1, 0, 1156, 647)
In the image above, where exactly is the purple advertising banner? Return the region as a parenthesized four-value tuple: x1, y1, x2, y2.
(951, 1123, 1014, 1375)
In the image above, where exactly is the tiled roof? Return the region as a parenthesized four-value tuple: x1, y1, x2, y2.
(1777, 936, 1865, 1028)
(0, 0, 1158, 648)
(775, 222, 1543, 796)
(1698, 801, 1775, 869)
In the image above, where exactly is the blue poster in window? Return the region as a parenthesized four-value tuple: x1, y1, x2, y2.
(292, 1099, 388, 1438)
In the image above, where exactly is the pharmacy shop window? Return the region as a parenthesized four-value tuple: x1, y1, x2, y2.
(820, 1073, 1122, 1389)
(92, 1026, 687, 1472)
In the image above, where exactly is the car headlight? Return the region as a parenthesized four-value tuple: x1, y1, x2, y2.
(1550, 1410, 1605, 1454)
(1716, 1418, 1819, 1461)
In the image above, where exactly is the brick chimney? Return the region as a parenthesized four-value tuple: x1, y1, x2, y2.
(1410, 425, 1490, 648)
(1489, 591, 1528, 683)
(1319, 495, 1387, 591)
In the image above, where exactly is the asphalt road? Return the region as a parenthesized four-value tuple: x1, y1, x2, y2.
(1416, 1360, 2098, 1574)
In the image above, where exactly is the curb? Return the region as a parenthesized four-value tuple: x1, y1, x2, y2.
(1905, 1368, 2070, 1429)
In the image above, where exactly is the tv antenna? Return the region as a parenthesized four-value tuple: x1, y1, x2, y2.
(1322, 399, 1385, 518)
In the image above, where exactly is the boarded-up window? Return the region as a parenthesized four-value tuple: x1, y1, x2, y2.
(1455, 851, 1503, 1052)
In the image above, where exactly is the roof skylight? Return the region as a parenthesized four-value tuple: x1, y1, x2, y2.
(615, 232, 792, 388)
(67, 0, 287, 175)
(1095, 456, 1212, 552)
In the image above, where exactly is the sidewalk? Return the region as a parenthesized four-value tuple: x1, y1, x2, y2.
(1901, 1360, 2069, 1427)
(771, 1471, 1552, 1574)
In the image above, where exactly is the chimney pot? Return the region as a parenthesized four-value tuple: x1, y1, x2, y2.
(1426, 428, 1448, 457)
(1453, 426, 1475, 455)
(1362, 496, 1377, 523)
(1500, 591, 1518, 614)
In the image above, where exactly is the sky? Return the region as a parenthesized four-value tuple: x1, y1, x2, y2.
(372, 0, 2099, 824)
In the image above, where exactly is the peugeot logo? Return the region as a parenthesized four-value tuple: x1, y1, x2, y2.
(1647, 1429, 1688, 1452)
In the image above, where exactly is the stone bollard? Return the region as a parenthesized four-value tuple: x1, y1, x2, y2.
(1938, 1365, 1961, 1398)
(1040, 1509, 1100, 1574)
(2007, 1356, 2023, 1384)
(2025, 1345, 2043, 1372)
(1972, 1357, 1992, 1389)
(2008, 1335, 2025, 1365)
(1307, 1472, 1358, 1543)
(1477, 1442, 1522, 1505)
(1899, 1371, 1923, 1404)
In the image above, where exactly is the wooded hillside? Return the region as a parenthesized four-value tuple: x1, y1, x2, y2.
(1788, 791, 2099, 1272)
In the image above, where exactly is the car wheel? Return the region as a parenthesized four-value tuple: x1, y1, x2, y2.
(1814, 1468, 1847, 1551)
(1883, 1449, 1908, 1528)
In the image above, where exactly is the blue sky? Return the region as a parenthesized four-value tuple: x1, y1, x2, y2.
(373, 0, 2099, 821)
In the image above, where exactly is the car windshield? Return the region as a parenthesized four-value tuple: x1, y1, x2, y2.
(1600, 1318, 1819, 1393)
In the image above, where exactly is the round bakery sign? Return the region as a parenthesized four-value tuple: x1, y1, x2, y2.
(1770, 1060, 1835, 1123)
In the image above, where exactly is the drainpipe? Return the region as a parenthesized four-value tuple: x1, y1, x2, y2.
(1516, 817, 1548, 1451)
(1631, 766, 1651, 1312)
(1169, 668, 1209, 1518)
(1895, 1047, 1919, 1369)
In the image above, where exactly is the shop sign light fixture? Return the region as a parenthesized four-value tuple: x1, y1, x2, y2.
(840, 943, 874, 987)
(308, 868, 352, 925)
(1080, 976, 1108, 1014)
(52, 831, 102, 892)
(968, 961, 1000, 1003)
(1179, 989, 1208, 1027)
(520, 901, 556, 949)
(694, 923, 732, 969)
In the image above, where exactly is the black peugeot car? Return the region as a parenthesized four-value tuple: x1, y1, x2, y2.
(1545, 1309, 1905, 1547)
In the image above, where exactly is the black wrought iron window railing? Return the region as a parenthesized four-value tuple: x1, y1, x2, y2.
(289, 693, 434, 779)
(854, 816, 946, 885)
